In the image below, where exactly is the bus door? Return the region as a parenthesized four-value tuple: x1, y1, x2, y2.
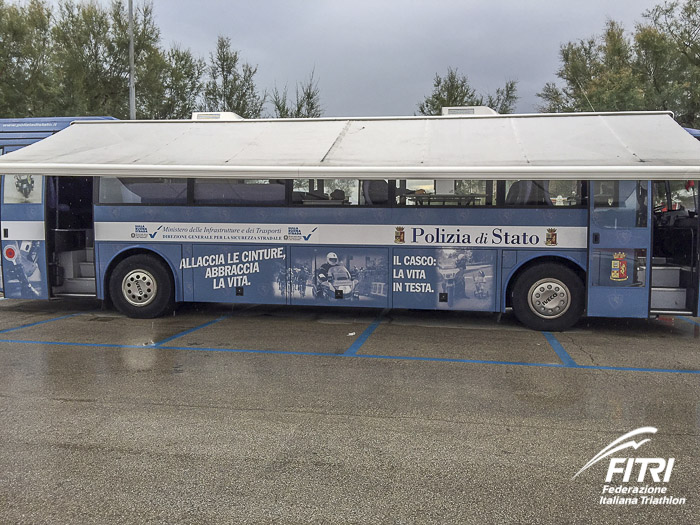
(587, 180, 651, 318)
(0, 171, 49, 299)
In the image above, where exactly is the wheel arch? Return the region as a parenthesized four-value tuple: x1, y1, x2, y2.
(103, 247, 180, 305)
(503, 255, 586, 311)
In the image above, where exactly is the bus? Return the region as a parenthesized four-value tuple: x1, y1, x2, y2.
(0, 111, 698, 331)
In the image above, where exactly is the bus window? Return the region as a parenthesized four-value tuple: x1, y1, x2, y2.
(4, 174, 43, 204)
(395, 180, 432, 205)
(361, 180, 391, 205)
(504, 180, 584, 206)
(593, 180, 647, 228)
(548, 180, 585, 206)
(454, 180, 494, 206)
(193, 179, 285, 205)
(396, 179, 494, 206)
(669, 180, 696, 211)
(292, 179, 359, 205)
(653, 181, 669, 212)
(99, 177, 187, 205)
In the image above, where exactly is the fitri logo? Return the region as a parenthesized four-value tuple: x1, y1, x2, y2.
(572, 427, 686, 506)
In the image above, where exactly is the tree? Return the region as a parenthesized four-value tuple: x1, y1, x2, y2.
(202, 36, 265, 118)
(271, 69, 322, 118)
(0, 0, 55, 117)
(485, 80, 518, 114)
(417, 67, 518, 115)
(645, 0, 700, 126)
(537, 21, 645, 113)
(145, 46, 205, 119)
(538, 3, 700, 127)
(51, 0, 165, 119)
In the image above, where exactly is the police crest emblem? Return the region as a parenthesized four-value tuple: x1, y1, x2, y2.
(545, 228, 558, 246)
(611, 252, 628, 281)
(395, 226, 405, 244)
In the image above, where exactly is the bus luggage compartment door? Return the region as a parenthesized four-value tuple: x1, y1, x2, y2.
(189, 244, 288, 304)
(290, 246, 389, 307)
(392, 248, 497, 311)
(0, 174, 49, 299)
(587, 180, 651, 318)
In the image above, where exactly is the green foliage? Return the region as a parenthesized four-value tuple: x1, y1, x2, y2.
(0, 0, 55, 116)
(645, 0, 700, 126)
(485, 80, 518, 114)
(202, 36, 265, 118)
(0, 1, 277, 120)
(51, 0, 163, 118)
(538, 2, 700, 127)
(150, 47, 205, 119)
(271, 69, 322, 118)
(417, 67, 518, 115)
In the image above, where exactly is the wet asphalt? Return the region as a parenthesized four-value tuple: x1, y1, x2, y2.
(0, 298, 698, 524)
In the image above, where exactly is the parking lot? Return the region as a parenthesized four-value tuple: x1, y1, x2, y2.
(0, 298, 698, 524)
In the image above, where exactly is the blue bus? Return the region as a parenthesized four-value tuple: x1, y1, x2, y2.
(0, 112, 698, 330)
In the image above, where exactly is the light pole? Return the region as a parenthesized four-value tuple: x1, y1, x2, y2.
(128, 0, 135, 120)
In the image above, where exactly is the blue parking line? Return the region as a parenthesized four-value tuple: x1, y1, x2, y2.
(0, 312, 83, 335)
(576, 364, 700, 374)
(152, 315, 230, 346)
(0, 338, 144, 349)
(0, 336, 698, 374)
(357, 353, 568, 368)
(161, 345, 339, 358)
(542, 331, 579, 367)
(344, 317, 383, 356)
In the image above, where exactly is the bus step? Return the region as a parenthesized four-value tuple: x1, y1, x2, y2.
(639, 266, 682, 288)
(652, 266, 681, 288)
(650, 309, 693, 316)
(56, 277, 96, 295)
(650, 287, 687, 310)
(78, 262, 95, 278)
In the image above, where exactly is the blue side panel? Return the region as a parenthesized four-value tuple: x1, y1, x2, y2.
(95, 243, 183, 301)
(189, 244, 287, 304)
(0, 201, 44, 221)
(1, 240, 48, 299)
(393, 248, 496, 311)
(0, 117, 115, 149)
(587, 286, 648, 318)
(290, 246, 389, 307)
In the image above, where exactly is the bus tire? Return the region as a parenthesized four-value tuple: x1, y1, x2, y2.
(109, 255, 175, 319)
(511, 263, 584, 331)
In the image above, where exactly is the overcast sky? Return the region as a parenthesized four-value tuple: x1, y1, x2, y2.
(148, 0, 661, 117)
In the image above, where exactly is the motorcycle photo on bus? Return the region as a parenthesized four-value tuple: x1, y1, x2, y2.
(313, 252, 360, 301)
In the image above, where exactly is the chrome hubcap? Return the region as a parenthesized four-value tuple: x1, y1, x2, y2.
(122, 269, 157, 307)
(528, 278, 571, 319)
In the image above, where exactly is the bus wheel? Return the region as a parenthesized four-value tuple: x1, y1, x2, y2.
(109, 255, 174, 319)
(511, 263, 584, 331)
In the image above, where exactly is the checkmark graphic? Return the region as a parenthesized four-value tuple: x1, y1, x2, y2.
(303, 227, 318, 241)
(149, 225, 164, 238)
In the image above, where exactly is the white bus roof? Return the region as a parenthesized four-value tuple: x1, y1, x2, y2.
(0, 111, 698, 180)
